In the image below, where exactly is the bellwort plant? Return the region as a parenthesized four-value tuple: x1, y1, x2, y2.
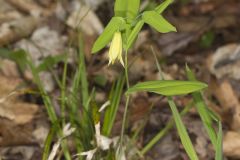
(92, 0, 223, 160)
(0, 0, 223, 159)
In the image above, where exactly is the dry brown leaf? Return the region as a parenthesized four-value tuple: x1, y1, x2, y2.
(209, 79, 240, 131)
(0, 16, 39, 46)
(147, 134, 180, 160)
(184, 117, 214, 159)
(7, 0, 44, 17)
(67, 5, 103, 36)
(0, 74, 41, 147)
(223, 131, 240, 158)
(0, 59, 20, 78)
(0, 118, 36, 146)
(0, 146, 36, 160)
(0, 75, 38, 125)
(207, 43, 240, 80)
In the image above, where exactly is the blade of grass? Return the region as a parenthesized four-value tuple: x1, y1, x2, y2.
(78, 33, 89, 110)
(27, 56, 71, 160)
(215, 122, 223, 160)
(42, 125, 57, 160)
(61, 54, 68, 126)
(102, 74, 125, 136)
(67, 32, 95, 158)
(206, 107, 223, 160)
(168, 97, 199, 160)
(186, 66, 218, 147)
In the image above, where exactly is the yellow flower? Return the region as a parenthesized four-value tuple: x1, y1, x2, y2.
(108, 31, 124, 66)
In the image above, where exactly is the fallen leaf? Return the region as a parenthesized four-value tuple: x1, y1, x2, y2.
(209, 79, 240, 131)
(0, 16, 38, 46)
(208, 43, 240, 80)
(223, 131, 240, 158)
(67, 5, 103, 36)
(0, 75, 38, 125)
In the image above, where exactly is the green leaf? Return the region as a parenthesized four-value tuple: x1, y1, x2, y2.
(186, 66, 218, 147)
(126, 80, 207, 96)
(142, 11, 176, 33)
(92, 17, 125, 53)
(78, 35, 90, 109)
(114, 0, 127, 17)
(42, 125, 57, 160)
(127, 0, 140, 21)
(126, 20, 144, 50)
(155, 0, 174, 14)
(102, 75, 125, 136)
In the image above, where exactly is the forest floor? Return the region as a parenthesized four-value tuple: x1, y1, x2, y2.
(0, 0, 240, 160)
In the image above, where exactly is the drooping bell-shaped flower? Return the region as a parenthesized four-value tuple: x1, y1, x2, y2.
(108, 31, 124, 66)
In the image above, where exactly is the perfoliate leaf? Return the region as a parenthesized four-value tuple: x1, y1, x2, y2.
(92, 17, 125, 53)
(155, 0, 174, 14)
(114, 0, 127, 17)
(142, 11, 176, 33)
(127, 0, 140, 22)
(126, 80, 207, 96)
(126, 20, 144, 50)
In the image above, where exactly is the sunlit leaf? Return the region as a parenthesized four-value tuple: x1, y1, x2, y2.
(92, 17, 125, 53)
(142, 11, 176, 33)
(126, 80, 207, 96)
(127, 0, 140, 21)
(155, 0, 174, 14)
(114, 0, 127, 17)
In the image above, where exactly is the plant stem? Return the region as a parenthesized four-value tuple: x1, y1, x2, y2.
(124, 50, 130, 89)
(119, 50, 130, 150)
(61, 54, 68, 127)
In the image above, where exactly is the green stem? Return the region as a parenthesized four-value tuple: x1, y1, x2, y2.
(119, 50, 130, 149)
(124, 50, 130, 89)
(61, 55, 68, 126)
